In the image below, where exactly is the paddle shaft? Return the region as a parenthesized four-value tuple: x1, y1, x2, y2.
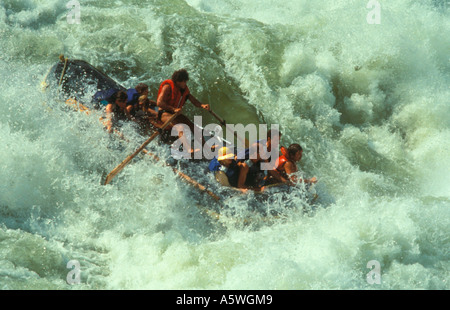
(69, 99, 221, 202)
(142, 149, 221, 202)
(58, 55, 69, 88)
(103, 109, 182, 185)
(208, 110, 249, 148)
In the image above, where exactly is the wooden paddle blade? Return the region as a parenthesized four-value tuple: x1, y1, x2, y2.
(103, 109, 181, 185)
(102, 132, 159, 185)
(102, 154, 135, 185)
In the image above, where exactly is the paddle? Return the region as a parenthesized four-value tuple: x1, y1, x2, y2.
(103, 109, 182, 185)
(208, 109, 249, 148)
(142, 149, 221, 202)
(58, 55, 69, 89)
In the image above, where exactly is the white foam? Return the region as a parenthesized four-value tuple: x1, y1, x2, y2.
(0, 0, 449, 290)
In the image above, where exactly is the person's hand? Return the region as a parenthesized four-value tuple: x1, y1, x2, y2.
(309, 177, 317, 184)
(201, 104, 210, 111)
(173, 108, 181, 113)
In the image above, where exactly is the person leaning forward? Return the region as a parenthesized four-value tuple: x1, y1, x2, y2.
(275, 143, 317, 185)
(237, 142, 268, 191)
(156, 69, 210, 149)
(104, 90, 134, 133)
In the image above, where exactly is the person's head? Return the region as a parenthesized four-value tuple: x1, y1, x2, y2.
(287, 143, 303, 162)
(249, 142, 265, 162)
(171, 69, 189, 90)
(217, 147, 235, 166)
(135, 83, 149, 96)
(138, 95, 150, 108)
(113, 91, 128, 108)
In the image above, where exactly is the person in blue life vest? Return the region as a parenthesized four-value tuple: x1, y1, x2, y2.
(126, 83, 150, 110)
(210, 147, 241, 189)
(94, 83, 148, 110)
(104, 90, 134, 133)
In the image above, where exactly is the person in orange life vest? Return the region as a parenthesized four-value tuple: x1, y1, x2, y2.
(276, 143, 317, 184)
(156, 69, 210, 153)
(260, 129, 292, 185)
(105, 90, 134, 133)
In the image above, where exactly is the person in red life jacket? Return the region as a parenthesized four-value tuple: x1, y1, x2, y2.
(261, 129, 292, 185)
(157, 69, 210, 154)
(275, 143, 317, 185)
(105, 90, 134, 133)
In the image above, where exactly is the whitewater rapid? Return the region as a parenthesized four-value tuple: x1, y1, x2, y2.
(0, 0, 449, 289)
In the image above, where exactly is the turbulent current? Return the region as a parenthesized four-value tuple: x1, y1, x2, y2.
(0, 0, 449, 289)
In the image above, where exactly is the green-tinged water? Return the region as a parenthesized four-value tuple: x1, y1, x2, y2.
(0, 0, 449, 289)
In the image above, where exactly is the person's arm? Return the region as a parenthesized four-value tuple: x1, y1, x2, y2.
(125, 105, 134, 120)
(306, 176, 318, 184)
(237, 162, 249, 189)
(284, 161, 298, 183)
(268, 169, 290, 184)
(187, 93, 210, 111)
(157, 84, 179, 113)
(105, 103, 114, 133)
(285, 161, 317, 184)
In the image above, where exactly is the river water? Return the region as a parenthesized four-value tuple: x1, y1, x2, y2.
(0, 0, 449, 289)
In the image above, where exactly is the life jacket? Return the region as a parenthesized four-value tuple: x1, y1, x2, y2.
(209, 157, 240, 187)
(126, 88, 140, 106)
(92, 88, 120, 107)
(275, 146, 291, 177)
(208, 157, 221, 172)
(157, 79, 190, 109)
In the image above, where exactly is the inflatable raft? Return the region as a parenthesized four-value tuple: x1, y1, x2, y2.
(42, 55, 319, 224)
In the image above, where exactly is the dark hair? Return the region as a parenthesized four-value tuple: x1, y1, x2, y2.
(109, 90, 128, 103)
(135, 83, 149, 93)
(171, 69, 189, 83)
(267, 129, 281, 139)
(287, 143, 302, 157)
(248, 142, 263, 158)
